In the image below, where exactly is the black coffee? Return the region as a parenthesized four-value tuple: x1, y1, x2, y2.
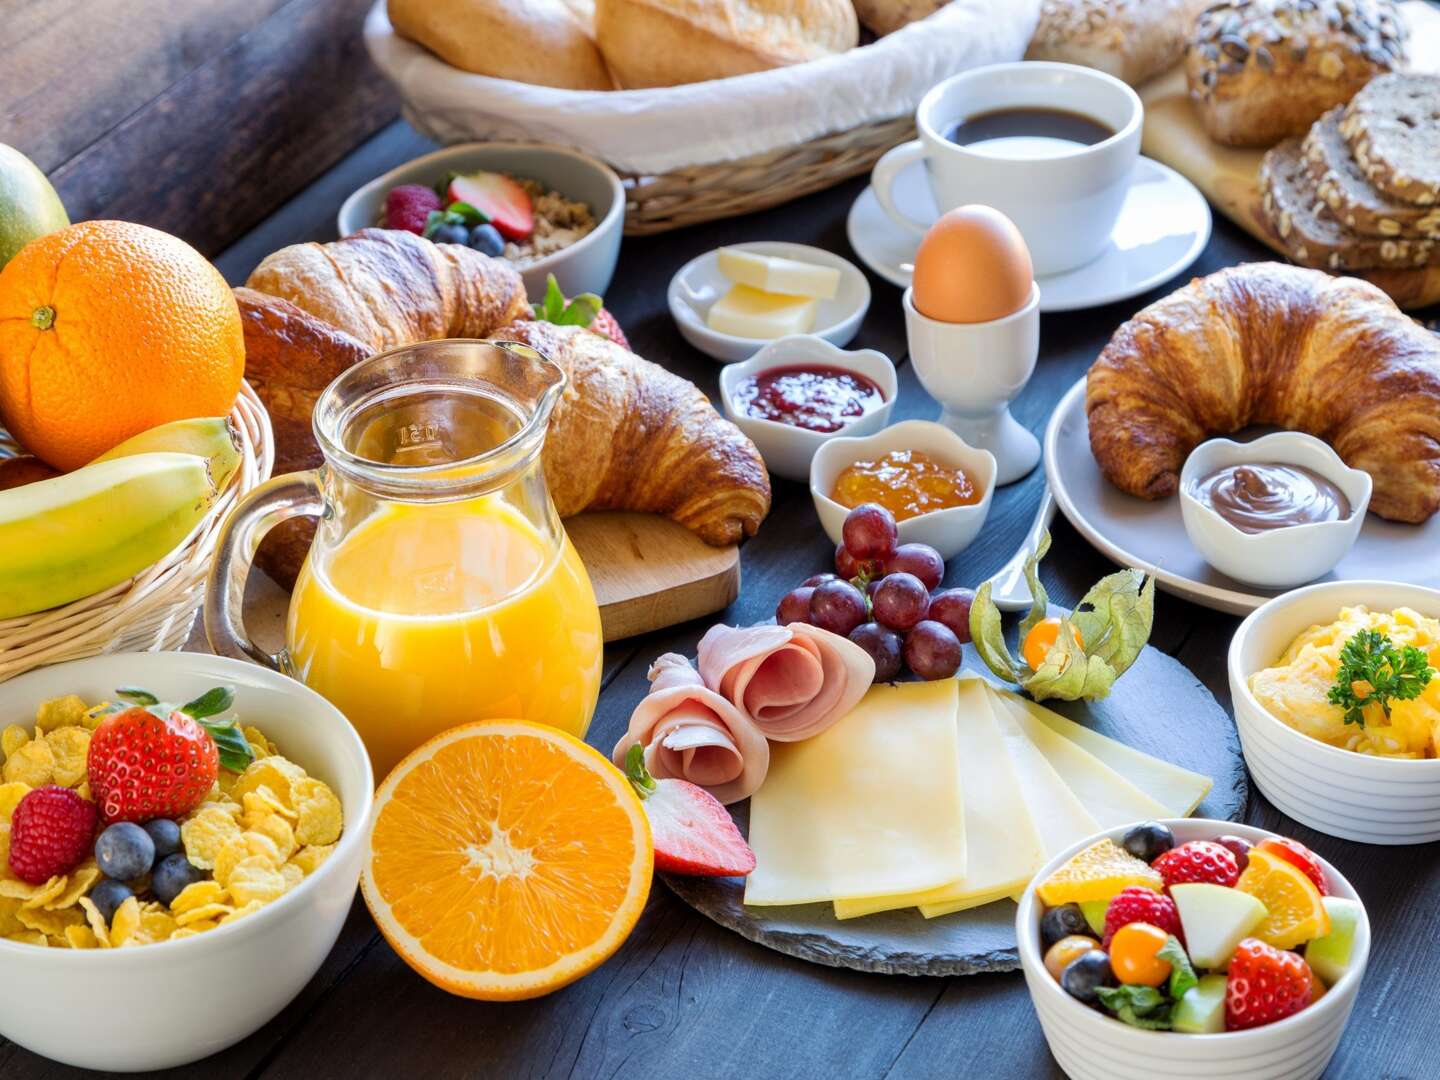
(944, 107, 1114, 149)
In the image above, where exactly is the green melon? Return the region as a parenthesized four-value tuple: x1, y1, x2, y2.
(0, 143, 69, 272)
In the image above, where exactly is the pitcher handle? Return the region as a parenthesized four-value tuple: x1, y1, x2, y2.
(204, 470, 324, 671)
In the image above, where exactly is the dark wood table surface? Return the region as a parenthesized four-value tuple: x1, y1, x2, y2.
(5, 105, 1439, 1080)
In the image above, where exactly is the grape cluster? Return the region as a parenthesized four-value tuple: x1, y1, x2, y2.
(776, 503, 976, 682)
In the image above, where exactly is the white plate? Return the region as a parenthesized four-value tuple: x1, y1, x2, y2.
(668, 242, 871, 363)
(846, 156, 1211, 313)
(1044, 376, 1440, 614)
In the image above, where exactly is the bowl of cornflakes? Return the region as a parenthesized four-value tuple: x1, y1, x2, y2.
(0, 651, 372, 1071)
(1229, 580, 1440, 846)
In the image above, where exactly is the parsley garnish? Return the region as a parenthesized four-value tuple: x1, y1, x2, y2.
(1326, 630, 1435, 728)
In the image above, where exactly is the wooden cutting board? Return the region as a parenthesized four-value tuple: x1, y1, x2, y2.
(1139, 0, 1440, 310)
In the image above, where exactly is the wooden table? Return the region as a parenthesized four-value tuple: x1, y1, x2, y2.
(6, 101, 1440, 1080)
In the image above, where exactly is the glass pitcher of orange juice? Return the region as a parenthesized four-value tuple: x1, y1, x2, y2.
(205, 340, 603, 780)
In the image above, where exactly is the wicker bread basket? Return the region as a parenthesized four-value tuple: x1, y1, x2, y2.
(365, 0, 1039, 234)
(0, 382, 274, 682)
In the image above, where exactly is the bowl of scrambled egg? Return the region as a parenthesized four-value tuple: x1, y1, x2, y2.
(1229, 581, 1440, 844)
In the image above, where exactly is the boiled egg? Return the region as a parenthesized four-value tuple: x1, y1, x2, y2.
(911, 205, 1033, 324)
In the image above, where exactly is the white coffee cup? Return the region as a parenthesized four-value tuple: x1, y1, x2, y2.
(873, 62, 1143, 276)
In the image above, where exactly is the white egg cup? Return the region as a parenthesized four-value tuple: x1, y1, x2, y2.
(903, 282, 1040, 485)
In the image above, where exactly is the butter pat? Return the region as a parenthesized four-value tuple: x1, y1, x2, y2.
(717, 248, 842, 299)
(707, 284, 817, 339)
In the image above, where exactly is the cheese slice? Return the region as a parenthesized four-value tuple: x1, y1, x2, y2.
(994, 686, 1214, 816)
(990, 688, 1101, 856)
(706, 284, 817, 339)
(921, 891, 1018, 920)
(717, 247, 842, 299)
(833, 679, 1045, 918)
(743, 680, 966, 906)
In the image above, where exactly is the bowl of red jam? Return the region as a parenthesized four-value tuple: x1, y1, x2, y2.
(719, 336, 897, 481)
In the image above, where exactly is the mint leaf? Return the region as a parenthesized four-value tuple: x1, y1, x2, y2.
(115, 687, 159, 706)
(1096, 984, 1174, 1031)
(1160, 935, 1197, 1001)
(421, 209, 466, 239)
(446, 200, 490, 226)
(182, 686, 236, 720)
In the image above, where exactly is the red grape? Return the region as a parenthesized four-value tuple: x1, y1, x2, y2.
(885, 543, 945, 590)
(834, 543, 879, 581)
(841, 503, 898, 562)
(871, 573, 929, 632)
(776, 587, 814, 626)
(809, 579, 868, 637)
(904, 620, 963, 680)
(802, 573, 838, 589)
(926, 588, 975, 644)
(849, 622, 903, 682)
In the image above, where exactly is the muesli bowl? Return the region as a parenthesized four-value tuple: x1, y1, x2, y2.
(0, 652, 372, 1072)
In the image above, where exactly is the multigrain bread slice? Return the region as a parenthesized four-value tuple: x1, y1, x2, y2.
(1340, 74, 1440, 206)
(1260, 138, 1440, 270)
(1303, 108, 1440, 239)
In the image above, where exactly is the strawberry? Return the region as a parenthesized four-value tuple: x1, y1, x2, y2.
(1152, 840, 1241, 889)
(532, 274, 629, 349)
(383, 184, 443, 235)
(448, 171, 534, 241)
(1257, 837, 1329, 896)
(1101, 885, 1183, 949)
(87, 686, 254, 825)
(623, 746, 755, 877)
(8, 786, 97, 884)
(1225, 938, 1313, 1030)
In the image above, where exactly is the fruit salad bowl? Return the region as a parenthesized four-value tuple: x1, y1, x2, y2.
(1017, 820, 1370, 1080)
(0, 652, 372, 1072)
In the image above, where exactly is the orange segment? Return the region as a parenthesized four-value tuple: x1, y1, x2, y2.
(1036, 839, 1163, 905)
(1234, 848, 1331, 950)
(362, 720, 652, 1000)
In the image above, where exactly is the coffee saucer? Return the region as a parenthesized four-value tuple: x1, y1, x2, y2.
(846, 155, 1211, 313)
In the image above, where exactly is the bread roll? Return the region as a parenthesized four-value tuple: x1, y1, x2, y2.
(387, 0, 614, 90)
(852, 0, 944, 37)
(594, 0, 859, 88)
(1024, 0, 1210, 87)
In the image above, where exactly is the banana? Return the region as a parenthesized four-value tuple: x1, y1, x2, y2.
(0, 451, 219, 618)
(92, 416, 242, 492)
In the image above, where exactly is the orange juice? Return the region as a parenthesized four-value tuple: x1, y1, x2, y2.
(286, 496, 602, 779)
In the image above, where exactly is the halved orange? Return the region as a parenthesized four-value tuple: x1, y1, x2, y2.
(1234, 848, 1331, 950)
(361, 720, 652, 1000)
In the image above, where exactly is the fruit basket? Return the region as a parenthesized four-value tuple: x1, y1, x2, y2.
(362, 0, 1040, 234)
(0, 382, 274, 681)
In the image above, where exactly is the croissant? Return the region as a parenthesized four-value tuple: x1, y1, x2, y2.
(1086, 262, 1440, 523)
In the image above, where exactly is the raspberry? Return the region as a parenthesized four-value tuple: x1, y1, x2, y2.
(1102, 885, 1184, 949)
(8, 786, 97, 884)
(383, 184, 442, 235)
(1226, 938, 1313, 1030)
(1153, 840, 1241, 889)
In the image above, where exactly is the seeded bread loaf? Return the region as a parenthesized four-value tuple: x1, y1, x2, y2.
(1303, 108, 1440, 239)
(1340, 74, 1440, 206)
(1186, 0, 1406, 148)
(1024, 0, 1210, 87)
(1261, 138, 1438, 270)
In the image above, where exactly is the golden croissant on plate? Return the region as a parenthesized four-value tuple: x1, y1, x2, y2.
(1086, 262, 1440, 523)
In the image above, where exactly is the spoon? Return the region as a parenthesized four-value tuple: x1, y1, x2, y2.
(988, 488, 1055, 611)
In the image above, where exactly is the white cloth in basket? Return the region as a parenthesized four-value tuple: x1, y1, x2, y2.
(363, 0, 1042, 175)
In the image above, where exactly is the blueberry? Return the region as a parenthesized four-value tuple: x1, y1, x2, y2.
(153, 853, 207, 907)
(431, 222, 470, 245)
(467, 223, 505, 257)
(1040, 903, 1092, 950)
(89, 879, 133, 925)
(1060, 949, 1114, 1005)
(1121, 821, 1175, 864)
(95, 822, 155, 881)
(143, 818, 182, 859)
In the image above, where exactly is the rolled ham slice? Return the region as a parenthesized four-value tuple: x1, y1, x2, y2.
(612, 653, 770, 805)
(697, 623, 874, 742)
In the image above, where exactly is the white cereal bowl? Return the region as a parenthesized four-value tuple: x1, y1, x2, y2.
(1179, 433, 1372, 589)
(0, 652, 373, 1072)
(1228, 579, 1440, 844)
(1018, 819, 1370, 1080)
(337, 141, 624, 300)
(718, 336, 898, 482)
(809, 419, 995, 561)
(668, 242, 871, 363)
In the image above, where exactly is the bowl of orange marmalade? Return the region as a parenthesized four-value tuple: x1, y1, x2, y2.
(810, 420, 996, 560)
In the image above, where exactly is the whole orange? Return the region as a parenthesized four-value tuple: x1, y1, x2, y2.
(0, 220, 244, 470)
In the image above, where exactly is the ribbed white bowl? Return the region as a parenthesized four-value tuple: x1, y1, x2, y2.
(1017, 819, 1369, 1080)
(1229, 580, 1440, 843)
